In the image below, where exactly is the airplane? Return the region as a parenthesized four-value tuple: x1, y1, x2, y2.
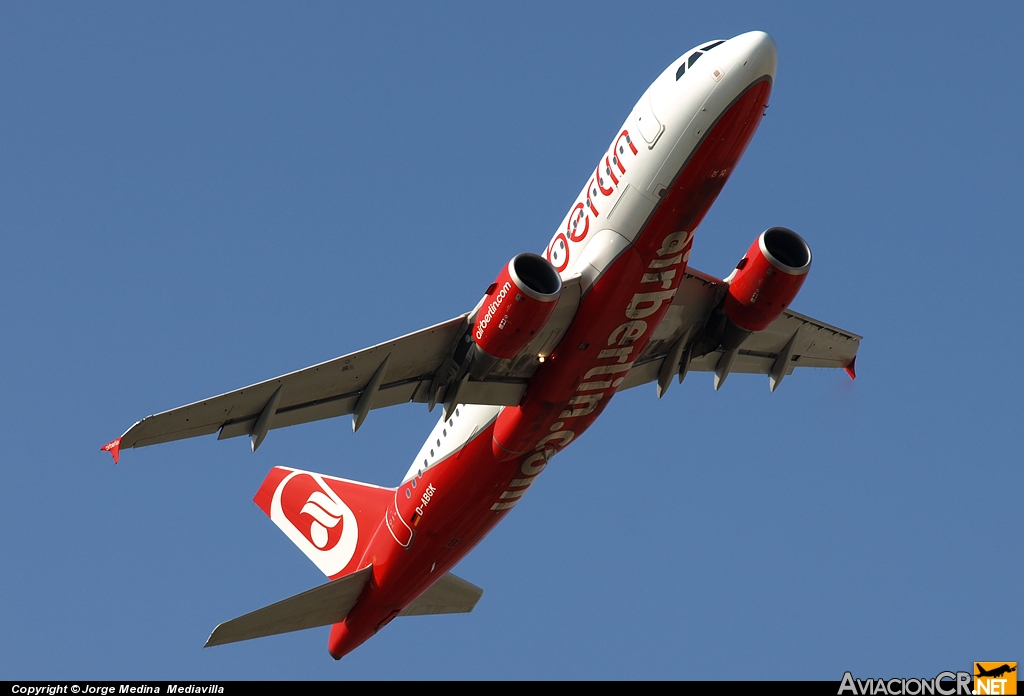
(976, 664, 1017, 679)
(102, 31, 860, 660)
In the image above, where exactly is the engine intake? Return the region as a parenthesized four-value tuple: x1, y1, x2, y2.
(723, 227, 811, 333)
(472, 253, 562, 369)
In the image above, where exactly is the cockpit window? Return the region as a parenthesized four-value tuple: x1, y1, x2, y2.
(677, 40, 725, 81)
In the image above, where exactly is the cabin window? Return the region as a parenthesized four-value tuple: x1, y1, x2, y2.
(405, 488, 411, 498)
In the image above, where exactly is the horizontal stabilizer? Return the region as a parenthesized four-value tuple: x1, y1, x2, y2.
(205, 566, 372, 647)
(399, 572, 483, 616)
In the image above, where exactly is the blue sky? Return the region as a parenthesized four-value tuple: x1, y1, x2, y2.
(2, 1, 1021, 680)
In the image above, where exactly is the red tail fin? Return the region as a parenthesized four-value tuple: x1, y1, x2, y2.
(254, 467, 393, 580)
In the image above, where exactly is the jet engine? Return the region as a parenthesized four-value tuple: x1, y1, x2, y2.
(723, 227, 811, 333)
(470, 253, 562, 377)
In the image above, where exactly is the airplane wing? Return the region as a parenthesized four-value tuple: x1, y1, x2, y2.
(619, 268, 861, 393)
(116, 275, 585, 454)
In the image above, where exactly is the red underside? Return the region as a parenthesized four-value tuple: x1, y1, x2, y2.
(328, 77, 773, 659)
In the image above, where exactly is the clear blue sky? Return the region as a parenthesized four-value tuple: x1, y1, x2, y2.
(2, 1, 1021, 680)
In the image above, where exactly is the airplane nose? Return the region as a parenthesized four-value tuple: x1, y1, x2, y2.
(733, 30, 778, 77)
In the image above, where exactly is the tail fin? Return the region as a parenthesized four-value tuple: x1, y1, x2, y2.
(254, 466, 393, 580)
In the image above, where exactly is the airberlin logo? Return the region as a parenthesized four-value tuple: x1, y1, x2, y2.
(270, 470, 359, 577)
(547, 128, 639, 272)
(297, 489, 345, 549)
(491, 227, 691, 512)
(476, 281, 512, 340)
(559, 228, 692, 421)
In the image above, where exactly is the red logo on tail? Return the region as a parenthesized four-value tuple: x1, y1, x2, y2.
(281, 477, 347, 551)
(269, 471, 360, 577)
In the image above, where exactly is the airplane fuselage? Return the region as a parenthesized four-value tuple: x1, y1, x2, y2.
(328, 31, 779, 658)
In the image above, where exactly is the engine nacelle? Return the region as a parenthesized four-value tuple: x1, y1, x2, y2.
(723, 227, 811, 332)
(472, 253, 562, 366)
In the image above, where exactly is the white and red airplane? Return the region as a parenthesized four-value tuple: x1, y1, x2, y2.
(103, 31, 859, 660)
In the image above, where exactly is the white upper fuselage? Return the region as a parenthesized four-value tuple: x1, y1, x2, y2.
(404, 31, 778, 484)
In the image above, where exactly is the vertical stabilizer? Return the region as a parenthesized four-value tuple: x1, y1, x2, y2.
(254, 466, 393, 580)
